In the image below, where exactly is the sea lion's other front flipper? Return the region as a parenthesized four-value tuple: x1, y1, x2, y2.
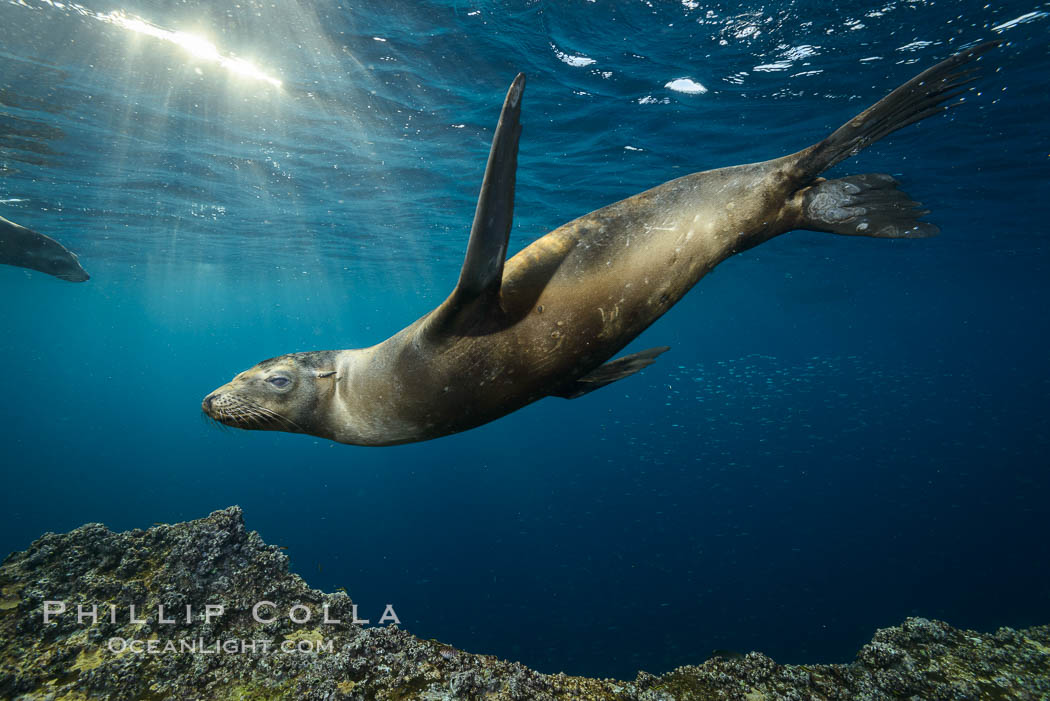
(426, 74, 524, 336)
(553, 346, 670, 399)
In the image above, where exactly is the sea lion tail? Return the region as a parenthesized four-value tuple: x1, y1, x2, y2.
(794, 41, 999, 179)
(787, 41, 999, 239)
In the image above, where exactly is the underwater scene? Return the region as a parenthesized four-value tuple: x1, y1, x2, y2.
(1, 0, 1049, 694)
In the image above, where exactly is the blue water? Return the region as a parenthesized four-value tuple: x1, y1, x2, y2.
(2, 0, 1049, 680)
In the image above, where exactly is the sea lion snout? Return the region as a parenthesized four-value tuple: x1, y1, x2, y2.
(201, 390, 228, 421)
(200, 387, 269, 429)
(57, 268, 90, 282)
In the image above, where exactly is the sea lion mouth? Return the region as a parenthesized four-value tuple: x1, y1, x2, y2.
(201, 392, 301, 433)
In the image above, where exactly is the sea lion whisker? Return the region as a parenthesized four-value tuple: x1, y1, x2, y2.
(238, 403, 263, 420)
(254, 404, 303, 432)
(237, 409, 260, 425)
(250, 407, 282, 428)
(235, 395, 290, 424)
(210, 408, 232, 431)
(228, 397, 262, 420)
(200, 411, 225, 432)
(220, 393, 303, 432)
(225, 397, 260, 422)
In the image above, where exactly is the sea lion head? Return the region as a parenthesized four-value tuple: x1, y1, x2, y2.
(28, 237, 90, 282)
(201, 351, 340, 436)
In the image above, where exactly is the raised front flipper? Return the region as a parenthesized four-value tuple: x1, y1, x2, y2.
(425, 74, 525, 337)
(553, 346, 670, 399)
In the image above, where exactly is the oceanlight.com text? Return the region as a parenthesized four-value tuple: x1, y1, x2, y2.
(107, 637, 336, 654)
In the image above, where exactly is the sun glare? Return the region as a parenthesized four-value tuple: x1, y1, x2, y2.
(98, 10, 283, 89)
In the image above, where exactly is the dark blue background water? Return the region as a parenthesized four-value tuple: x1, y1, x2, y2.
(2, 0, 1048, 680)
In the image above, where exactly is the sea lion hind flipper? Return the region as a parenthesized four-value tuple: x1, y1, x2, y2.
(428, 74, 525, 336)
(794, 41, 999, 179)
(797, 173, 939, 239)
(553, 346, 670, 400)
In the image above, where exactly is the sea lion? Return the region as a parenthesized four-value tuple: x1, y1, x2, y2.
(0, 215, 89, 282)
(203, 43, 997, 446)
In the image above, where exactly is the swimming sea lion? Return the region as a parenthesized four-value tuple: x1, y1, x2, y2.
(203, 43, 997, 446)
(0, 215, 89, 282)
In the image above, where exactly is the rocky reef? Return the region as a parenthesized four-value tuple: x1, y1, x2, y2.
(1, 507, 1047, 700)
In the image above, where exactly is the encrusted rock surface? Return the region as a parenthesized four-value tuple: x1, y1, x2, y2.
(1, 507, 1047, 700)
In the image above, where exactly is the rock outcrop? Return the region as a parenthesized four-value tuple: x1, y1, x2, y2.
(1, 507, 1047, 700)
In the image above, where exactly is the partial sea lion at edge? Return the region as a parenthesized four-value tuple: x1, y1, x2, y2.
(0, 214, 89, 282)
(203, 42, 999, 446)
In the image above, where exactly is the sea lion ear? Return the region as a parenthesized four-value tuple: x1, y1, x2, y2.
(316, 370, 338, 379)
(427, 73, 524, 336)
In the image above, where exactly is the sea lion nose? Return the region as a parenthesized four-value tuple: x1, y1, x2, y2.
(202, 395, 215, 411)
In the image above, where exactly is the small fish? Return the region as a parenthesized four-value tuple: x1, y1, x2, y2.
(335, 587, 347, 593)
(277, 546, 288, 550)
(709, 649, 745, 661)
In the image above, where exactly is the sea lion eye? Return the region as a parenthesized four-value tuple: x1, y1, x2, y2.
(267, 376, 291, 388)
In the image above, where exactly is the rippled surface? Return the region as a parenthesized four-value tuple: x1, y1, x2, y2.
(3, 0, 1046, 274)
(1, 0, 1049, 679)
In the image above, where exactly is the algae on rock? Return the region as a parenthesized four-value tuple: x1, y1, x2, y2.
(1, 507, 1047, 700)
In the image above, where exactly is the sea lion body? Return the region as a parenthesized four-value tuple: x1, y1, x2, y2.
(338, 160, 793, 445)
(203, 44, 997, 446)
